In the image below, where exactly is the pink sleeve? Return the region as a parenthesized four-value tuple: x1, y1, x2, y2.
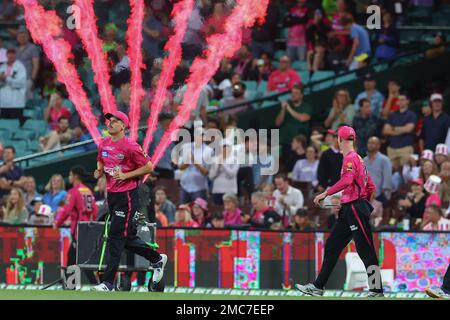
(290, 70, 301, 86)
(55, 190, 75, 227)
(96, 142, 103, 162)
(326, 156, 356, 196)
(129, 142, 152, 168)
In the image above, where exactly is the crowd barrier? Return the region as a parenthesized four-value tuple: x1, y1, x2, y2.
(0, 224, 448, 292)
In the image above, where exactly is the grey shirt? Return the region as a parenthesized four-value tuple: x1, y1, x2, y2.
(16, 42, 40, 79)
(364, 152, 393, 197)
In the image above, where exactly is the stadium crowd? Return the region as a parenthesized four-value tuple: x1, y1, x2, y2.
(0, 0, 450, 232)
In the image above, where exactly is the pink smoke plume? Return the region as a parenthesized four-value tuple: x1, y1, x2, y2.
(127, 0, 146, 141)
(142, 0, 195, 153)
(149, 0, 269, 167)
(16, 0, 101, 144)
(73, 0, 117, 114)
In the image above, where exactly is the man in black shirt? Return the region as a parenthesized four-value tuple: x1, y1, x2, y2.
(0, 146, 26, 198)
(317, 132, 343, 192)
(250, 2, 279, 58)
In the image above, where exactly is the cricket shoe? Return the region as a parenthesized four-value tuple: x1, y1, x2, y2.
(426, 287, 450, 299)
(92, 282, 115, 292)
(365, 291, 384, 298)
(294, 283, 324, 296)
(151, 254, 168, 285)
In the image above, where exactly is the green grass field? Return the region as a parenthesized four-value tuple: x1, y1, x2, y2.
(0, 290, 434, 300)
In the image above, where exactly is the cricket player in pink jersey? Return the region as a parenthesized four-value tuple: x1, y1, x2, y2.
(92, 111, 167, 292)
(295, 126, 384, 297)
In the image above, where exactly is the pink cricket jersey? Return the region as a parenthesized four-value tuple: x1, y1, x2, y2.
(55, 183, 98, 239)
(97, 136, 152, 193)
(326, 150, 376, 204)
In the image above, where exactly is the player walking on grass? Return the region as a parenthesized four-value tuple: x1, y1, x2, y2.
(93, 111, 167, 292)
(426, 265, 450, 299)
(295, 126, 384, 298)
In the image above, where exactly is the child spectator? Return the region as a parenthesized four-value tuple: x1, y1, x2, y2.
(2, 188, 28, 224)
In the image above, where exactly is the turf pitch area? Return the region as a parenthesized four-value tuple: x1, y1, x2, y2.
(0, 290, 433, 300)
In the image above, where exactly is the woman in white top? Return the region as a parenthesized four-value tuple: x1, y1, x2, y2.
(209, 142, 240, 205)
(292, 146, 319, 187)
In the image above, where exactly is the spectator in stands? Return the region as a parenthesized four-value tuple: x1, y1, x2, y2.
(149, 112, 175, 179)
(364, 137, 393, 207)
(416, 100, 432, 137)
(15, 26, 40, 98)
(290, 208, 316, 231)
(327, 195, 341, 230)
(176, 124, 213, 203)
(111, 43, 130, 88)
(399, 178, 427, 220)
(276, 85, 312, 160)
(222, 193, 242, 226)
(375, 12, 399, 61)
(426, 32, 447, 59)
(231, 44, 253, 80)
(247, 52, 274, 83)
(42, 174, 67, 213)
(421, 204, 450, 231)
(154, 186, 176, 224)
(44, 92, 71, 131)
(383, 92, 417, 172)
(171, 205, 199, 227)
(354, 73, 384, 117)
(28, 195, 45, 224)
(324, 89, 355, 130)
(23, 176, 41, 214)
(209, 142, 239, 205)
(273, 174, 304, 227)
(70, 124, 96, 152)
(244, 191, 280, 229)
(0, 146, 26, 198)
(191, 197, 210, 227)
(352, 99, 381, 157)
(439, 161, 450, 203)
(39, 116, 74, 151)
(202, 2, 227, 37)
(340, 15, 371, 70)
(292, 145, 319, 187)
(154, 202, 169, 227)
(284, 134, 307, 173)
(268, 56, 301, 92)
(420, 159, 439, 184)
(381, 78, 401, 119)
(402, 154, 421, 183)
(0, 48, 26, 121)
(210, 211, 225, 229)
(305, 7, 331, 60)
(435, 144, 449, 169)
(2, 188, 28, 224)
(253, 142, 275, 190)
(250, 1, 279, 58)
(142, 7, 162, 61)
(181, 3, 204, 60)
(0, 37, 7, 64)
(420, 93, 450, 152)
(261, 182, 276, 207)
(0, 0, 17, 20)
(222, 82, 250, 118)
(317, 131, 342, 191)
(102, 23, 118, 52)
(283, 0, 311, 62)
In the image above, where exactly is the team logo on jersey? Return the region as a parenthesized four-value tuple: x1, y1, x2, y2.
(115, 211, 126, 218)
(116, 153, 125, 160)
(102, 150, 108, 158)
(346, 161, 353, 172)
(350, 225, 358, 231)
